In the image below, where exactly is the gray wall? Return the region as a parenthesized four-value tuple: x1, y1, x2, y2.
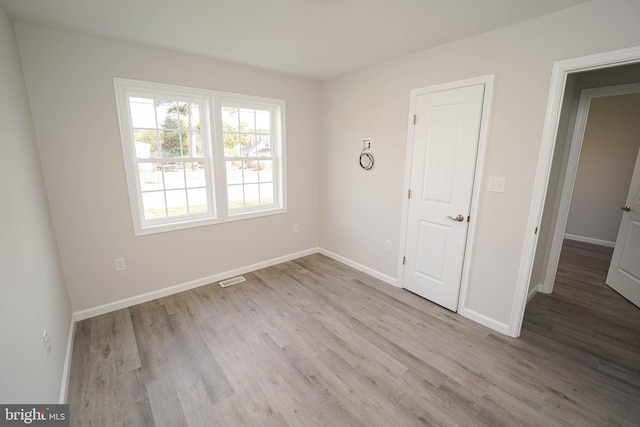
(0, 5, 72, 403)
(566, 94, 640, 243)
(320, 0, 640, 327)
(15, 23, 321, 312)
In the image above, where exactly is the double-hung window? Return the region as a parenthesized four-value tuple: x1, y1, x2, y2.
(115, 79, 285, 235)
(217, 93, 284, 217)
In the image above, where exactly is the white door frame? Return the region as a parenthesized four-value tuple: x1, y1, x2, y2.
(511, 46, 640, 338)
(398, 75, 495, 312)
(541, 82, 640, 295)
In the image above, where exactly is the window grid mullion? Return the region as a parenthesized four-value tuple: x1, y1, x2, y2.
(241, 160, 246, 207)
(161, 166, 169, 218)
(134, 157, 205, 163)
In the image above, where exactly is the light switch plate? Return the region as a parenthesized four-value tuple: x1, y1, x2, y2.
(488, 176, 506, 193)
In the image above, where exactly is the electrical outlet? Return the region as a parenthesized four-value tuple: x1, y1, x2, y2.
(385, 240, 392, 252)
(293, 224, 299, 233)
(115, 258, 126, 271)
(362, 138, 372, 150)
(42, 330, 51, 355)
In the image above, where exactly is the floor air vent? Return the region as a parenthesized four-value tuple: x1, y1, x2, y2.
(219, 276, 246, 287)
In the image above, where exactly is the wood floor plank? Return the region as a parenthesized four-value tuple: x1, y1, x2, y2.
(146, 378, 188, 427)
(67, 239, 640, 426)
(111, 308, 141, 373)
(113, 369, 154, 427)
(67, 318, 91, 422)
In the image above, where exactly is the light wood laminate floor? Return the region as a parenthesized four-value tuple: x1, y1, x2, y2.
(68, 240, 640, 426)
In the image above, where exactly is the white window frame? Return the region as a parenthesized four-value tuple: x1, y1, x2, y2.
(213, 92, 287, 222)
(114, 78, 286, 236)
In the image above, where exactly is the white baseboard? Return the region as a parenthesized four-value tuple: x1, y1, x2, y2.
(539, 282, 553, 294)
(458, 307, 511, 336)
(527, 284, 541, 303)
(564, 233, 615, 248)
(70, 246, 515, 342)
(318, 248, 399, 288)
(74, 247, 320, 321)
(59, 316, 75, 403)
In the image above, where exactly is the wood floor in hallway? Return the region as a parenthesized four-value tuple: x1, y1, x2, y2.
(67, 241, 640, 426)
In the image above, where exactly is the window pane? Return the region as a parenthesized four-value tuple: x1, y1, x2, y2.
(222, 106, 239, 132)
(130, 97, 157, 128)
(142, 192, 166, 220)
(176, 102, 199, 130)
(161, 131, 187, 157)
(256, 109, 270, 133)
(185, 163, 205, 188)
(244, 161, 259, 183)
(260, 183, 274, 205)
(163, 164, 185, 189)
(180, 130, 197, 157)
(256, 135, 271, 157)
(228, 185, 244, 209)
(226, 161, 243, 185)
(244, 184, 260, 207)
(134, 130, 160, 158)
(166, 189, 188, 217)
(258, 160, 273, 183)
(240, 134, 256, 157)
(223, 132, 240, 156)
(191, 132, 202, 157)
(187, 188, 208, 214)
(189, 104, 200, 130)
(239, 108, 255, 132)
(157, 101, 177, 129)
(139, 163, 164, 192)
(176, 130, 202, 158)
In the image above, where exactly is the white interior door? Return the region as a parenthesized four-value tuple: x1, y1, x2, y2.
(606, 147, 640, 308)
(403, 84, 485, 311)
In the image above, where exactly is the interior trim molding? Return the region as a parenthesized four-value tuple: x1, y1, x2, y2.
(59, 317, 76, 403)
(319, 248, 399, 287)
(527, 284, 542, 303)
(70, 244, 520, 341)
(73, 247, 320, 321)
(458, 307, 510, 336)
(564, 233, 615, 248)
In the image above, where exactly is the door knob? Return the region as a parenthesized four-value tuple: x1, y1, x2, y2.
(448, 214, 465, 222)
(621, 205, 631, 212)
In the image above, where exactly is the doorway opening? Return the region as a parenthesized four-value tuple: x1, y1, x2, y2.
(536, 82, 640, 296)
(523, 60, 640, 334)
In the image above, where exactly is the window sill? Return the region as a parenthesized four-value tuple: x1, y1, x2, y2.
(134, 207, 287, 236)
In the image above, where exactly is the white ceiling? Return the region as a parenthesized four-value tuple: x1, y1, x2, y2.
(1, 0, 591, 80)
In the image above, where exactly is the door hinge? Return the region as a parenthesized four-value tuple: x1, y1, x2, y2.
(467, 216, 470, 223)
(413, 114, 416, 125)
(408, 189, 411, 199)
(402, 256, 406, 265)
